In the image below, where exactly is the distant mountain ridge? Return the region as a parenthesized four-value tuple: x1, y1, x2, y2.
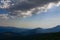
(0, 25, 60, 35)
(0, 26, 60, 40)
(32, 25, 60, 33)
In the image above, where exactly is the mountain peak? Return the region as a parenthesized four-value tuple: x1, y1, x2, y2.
(56, 25, 60, 27)
(52, 25, 60, 29)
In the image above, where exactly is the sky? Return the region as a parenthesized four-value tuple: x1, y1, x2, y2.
(0, 0, 60, 29)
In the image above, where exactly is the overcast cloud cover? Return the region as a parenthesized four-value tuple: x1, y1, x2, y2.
(0, 0, 60, 20)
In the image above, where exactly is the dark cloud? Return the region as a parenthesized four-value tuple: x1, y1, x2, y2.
(9, 2, 35, 11)
(8, 0, 60, 11)
(0, 0, 60, 19)
(6, 0, 60, 19)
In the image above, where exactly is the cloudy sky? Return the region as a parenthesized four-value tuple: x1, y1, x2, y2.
(0, 0, 60, 29)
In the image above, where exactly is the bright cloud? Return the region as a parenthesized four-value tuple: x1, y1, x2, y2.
(0, 0, 14, 9)
(8, 1, 60, 19)
(0, 1, 60, 19)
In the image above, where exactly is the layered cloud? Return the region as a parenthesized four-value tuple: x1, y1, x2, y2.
(0, 0, 60, 20)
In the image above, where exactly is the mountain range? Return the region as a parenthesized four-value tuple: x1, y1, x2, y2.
(0, 25, 60, 35)
(0, 25, 60, 40)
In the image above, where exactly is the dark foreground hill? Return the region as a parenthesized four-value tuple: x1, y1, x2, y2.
(0, 32, 60, 40)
